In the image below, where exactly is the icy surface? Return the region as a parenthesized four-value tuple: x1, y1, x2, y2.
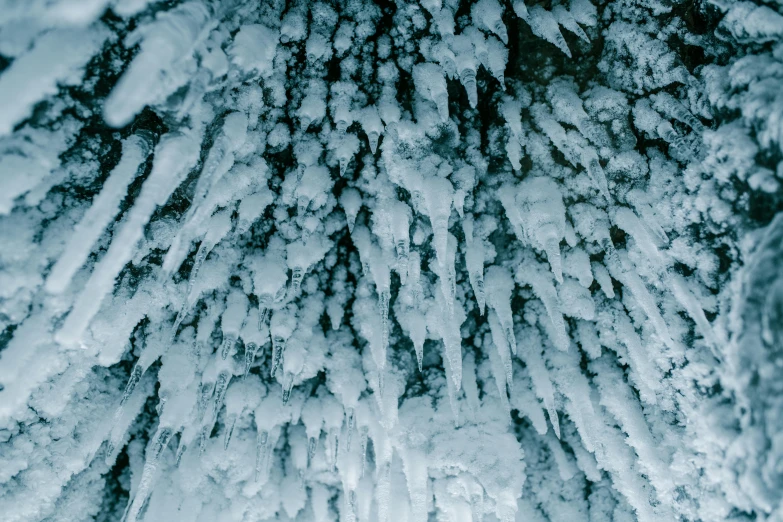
(0, 1, 781, 521)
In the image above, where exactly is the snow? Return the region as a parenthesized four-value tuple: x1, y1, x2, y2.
(0, 28, 105, 136)
(0, 0, 780, 521)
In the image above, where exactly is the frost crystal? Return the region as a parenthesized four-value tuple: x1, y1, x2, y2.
(0, 1, 781, 521)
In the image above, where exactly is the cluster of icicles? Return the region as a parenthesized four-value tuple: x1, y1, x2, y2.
(19, 1, 720, 521)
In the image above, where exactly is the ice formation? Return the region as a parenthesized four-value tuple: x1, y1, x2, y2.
(0, 0, 782, 521)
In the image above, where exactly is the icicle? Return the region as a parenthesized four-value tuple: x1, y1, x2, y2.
(107, 367, 152, 465)
(236, 189, 274, 236)
(613, 207, 666, 270)
(432, 233, 459, 316)
(366, 244, 392, 336)
(124, 427, 174, 522)
(223, 414, 236, 450)
(605, 246, 674, 348)
(120, 364, 143, 407)
(517, 177, 566, 283)
(368, 132, 380, 154)
(465, 26, 489, 67)
(160, 124, 248, 280)
(329, 428, 340, 472)
(282, 372, 295, 404)
(339, 422, 364, 520)
(175, 440, 187, 466)
(408, 251, 423, 305)
(351, 226, 373, 276)
(340, 188, 363, 233)
(390, 201, 412, 282)
(297, 93, 326, 131)
(485, 36, 508, 86)
(452, 166, 476, 218)
(592, 262, 615, 298)
(460, 68, 478, 108)
(516, 264, 569, 351)
(339, 157, 349, 177)
(290, 264, 304, 291)
(302, 397, 324, 468)
(652, 92, 704, 132)
(582, 150, 611, 200)
(471, 0, 508, 43)
(271, 337, 285, 377)
(223, 375, 266, 453)
(196, 382, 214, 423)
(355, 290, 388, 376)
(476, 277, 486, 313)
(488, 311, 514, 393)
(116, 335, 169, 420)
(296, 165, 334, 215)
(498, 187, 527, 243)
(379, 289, 391, 357)
(45, 133, 152, 294)
(422, 176, 454, 276)
(269, 307, 297, 377)
(345, 408, 355, 451)
(212, 371, 231, 420)
(518, 328, 561, 438)
(431, 285, 466, 388)
(286, 237, 332, 295)
(484, 266, 517, 355)
(243, 342, 258, 378)
(464, 218, 487, 315)
(175, 68, 210, 120)
(396, 240, 410, 283)
(328, 132, 360, 177)
(219, 290, 249, 361)
(669, 274, 718, 351)
(402, 308, 427, 372)
(458, 474, 484, 522)
(280, 331, 305, 405)
(625, 192, 668, 244)
(412, 63, 450, 121)
(103, 2, 212, 127)
(308, 436, 318, 463)
(175, 229, 220, 322)
(518, 5, 572, 57)
(359, 427, 369, 477)
(57, 132, 200, 346)
(155, 395, 168, 416)
(544, 235, 564, 284)
(255, 430, 269, 482)
(257, 298, 272, 330)
(612, 311, 663, 402)
(186, 244, 209, 299)
(171, 305, 188, 341)
(220, 335, 235, 360)
(198, 424, 210, 455)
(552, 5, 590, 42)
